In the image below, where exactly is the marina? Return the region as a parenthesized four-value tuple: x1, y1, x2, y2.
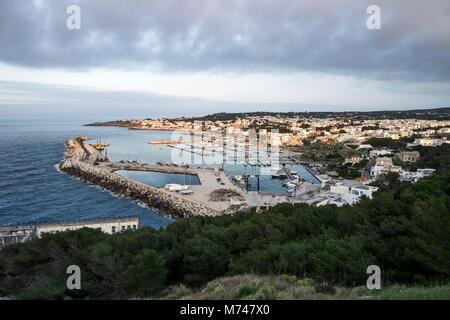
(56, 134, 327, 220)
(0, 120, 325, 230)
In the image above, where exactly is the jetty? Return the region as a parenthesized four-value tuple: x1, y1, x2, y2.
(59, 137, 244, 219)
(305, 166, 322, 183)
(283, 167, 295, 180)
(149, 139, 200, 145)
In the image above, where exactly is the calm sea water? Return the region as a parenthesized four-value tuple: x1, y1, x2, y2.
(0, 119, 172, 228)
(116, 170, 200, 188)
(0, 118, 320, 228)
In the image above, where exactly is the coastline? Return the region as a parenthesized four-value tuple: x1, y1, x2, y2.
(58, 137, 227, 220)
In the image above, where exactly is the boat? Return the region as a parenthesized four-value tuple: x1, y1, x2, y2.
(165, 184, 189, 192)
(286, 182, 297, 188)
(272, 170, 287, 179)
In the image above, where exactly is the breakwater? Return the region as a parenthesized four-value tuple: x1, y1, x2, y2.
(59, 138, 224, 219)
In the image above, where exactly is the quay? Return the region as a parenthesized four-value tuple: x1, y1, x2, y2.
(58, 136, 317, 221)
(304, 166, 323, 183)
(59, 137, 244, 219)
(149, 139, 200, 145)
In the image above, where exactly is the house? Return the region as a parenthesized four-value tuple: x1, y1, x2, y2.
(357, 144, 373, 150)
(350, 185, 379, 200)
(395, 151, 420, 162)
(344, 155, 362, 164)
(375, 157, 393, 166)
(370, 149, 392, 157)
(353, 177, 373, 184)
(400, 168, 436, 183)
(328, 180, 378, 205)
(412, 138, 443, 146)
(370, 165, 402, 177)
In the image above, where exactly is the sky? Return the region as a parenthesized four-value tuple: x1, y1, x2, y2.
(0, 0, 449, 119)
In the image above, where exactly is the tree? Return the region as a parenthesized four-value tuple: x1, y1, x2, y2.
(119, 249, 167, 297)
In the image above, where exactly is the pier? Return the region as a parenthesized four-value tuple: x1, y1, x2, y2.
(59, 136, 315, 220)
(59, 137, 245, 219)
(149, 139, 200, 145)
(283, 167, 295, 180)
(305, 166, 322, 183)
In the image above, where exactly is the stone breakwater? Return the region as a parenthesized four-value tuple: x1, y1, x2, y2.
(59, 137, 223, 219)
(65, 136, 105, 161)
(59, 160, 223, 219)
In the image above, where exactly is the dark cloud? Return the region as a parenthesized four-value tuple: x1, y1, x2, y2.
(0, 0, 449, 81)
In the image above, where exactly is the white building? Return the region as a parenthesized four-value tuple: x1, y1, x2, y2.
(328, 180, 378, 205)
(35, 218, 140, 237)
(400, 169, 436, 183)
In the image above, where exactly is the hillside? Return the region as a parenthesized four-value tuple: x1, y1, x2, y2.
(154, 274, 450, 300)
(183, 108, 450, 122)
(0, 170, 449, 299)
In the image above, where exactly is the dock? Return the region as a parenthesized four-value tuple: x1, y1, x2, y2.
(149, 139, 200, 145)
(283, 167, 295, 180)
(305, 166, 322, 183)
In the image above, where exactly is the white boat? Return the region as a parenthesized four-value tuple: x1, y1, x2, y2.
(286, 182, 297, 188)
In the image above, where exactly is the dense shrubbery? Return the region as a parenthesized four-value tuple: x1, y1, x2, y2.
(158, 274, 450, 300)
(0, 171, 449, 299)
(365, 138, 408, 150)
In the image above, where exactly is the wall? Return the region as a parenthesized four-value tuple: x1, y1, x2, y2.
(59, 159, 223, 219)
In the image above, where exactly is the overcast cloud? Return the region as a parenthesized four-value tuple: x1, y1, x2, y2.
(0, 0, 449, 115)
(0, 0, 449, 81)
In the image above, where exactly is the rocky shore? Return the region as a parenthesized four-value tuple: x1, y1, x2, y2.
(59, 138, 223, 219)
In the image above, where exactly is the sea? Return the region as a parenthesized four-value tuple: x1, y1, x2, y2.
(0, 117, 320, 229)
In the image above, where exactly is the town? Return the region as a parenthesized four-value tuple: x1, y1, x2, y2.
(86, 109, 450, 209)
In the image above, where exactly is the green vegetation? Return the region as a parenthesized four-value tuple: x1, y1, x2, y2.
(0, 170, 449, 299)
(410, 144, 450, 170)
(298, 141, 367, 177)
(154, 274, 450, 300)
(393, 144, 450, 172)
(337, 160, 368, 179)
(209, 189, 244, 201)
(185, 108, 450, 122)
(365, 138, 408, 150)
(299, 142, 361, 163)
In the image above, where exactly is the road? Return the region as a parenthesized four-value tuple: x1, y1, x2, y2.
(364, 156, 375, 177)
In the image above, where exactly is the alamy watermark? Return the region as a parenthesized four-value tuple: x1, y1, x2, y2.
(66, 265, 81, 290)
(66, 4, 381, 31)
(366, 265, 381, 289)
(169, 122, 281, 175)
(66, 5, 81, 30)
(367, 5, 381, 30)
